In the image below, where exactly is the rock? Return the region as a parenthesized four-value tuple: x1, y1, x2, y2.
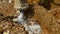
(10, 25, 26, 34)
(27, 0, 40, 5)
(3, 29, 10, 34)
(48, 8, 60, 34)
(13, 10, 25, 24)
(0, 0, 16, 18)
(0, 20, 12, 31)
(53, 0, 60, 4)
(24, 19, 42, 34)
(51, 3, 60, 9)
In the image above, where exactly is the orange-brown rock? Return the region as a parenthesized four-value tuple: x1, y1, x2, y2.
(10, 25, 26, 34)
(0, 0, 16, 18)
(27, 0, 40, 5)
(54, 0, 60, 4)
(51, 3, 60, 9)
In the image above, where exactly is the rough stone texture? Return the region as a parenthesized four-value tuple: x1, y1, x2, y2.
(27, 0, 40, 5)
(27, 5, 52, 34)
(0, 0, 60, 34)
(23, 19, 42, 34)
(0, 0, 16, 18)
(10, 25, 26, 34)
(51, 3, 60, 9)
(54, 0, 60, 4)
(48, 8, 60, 34)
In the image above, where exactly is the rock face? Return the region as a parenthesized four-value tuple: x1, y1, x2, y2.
(48, 8, 60, 34)
(51, 3, 60, 9)
(27, 0, 40, 5)
(54, 0, 60, 4)
(0, 0, 16, 18)
(0, 0, 60, 34)
(27, 5, 52, 34)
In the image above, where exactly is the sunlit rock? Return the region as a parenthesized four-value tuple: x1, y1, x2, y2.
(24, 20, 42, 34)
